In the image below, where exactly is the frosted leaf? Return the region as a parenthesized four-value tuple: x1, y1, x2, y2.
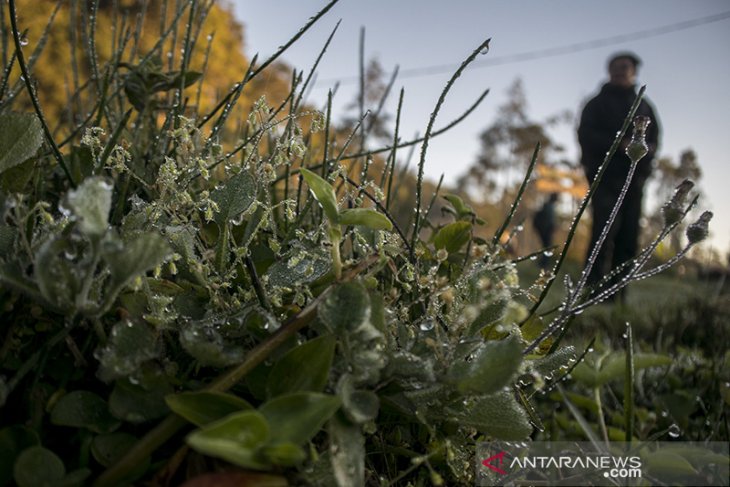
(96, 320, 160, 382)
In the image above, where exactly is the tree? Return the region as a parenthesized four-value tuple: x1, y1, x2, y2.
(2, 0, 293, 137)
(456, 78, 590, 258)
(457, 78, 572, 203)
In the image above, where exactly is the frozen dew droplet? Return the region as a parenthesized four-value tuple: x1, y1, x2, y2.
(543, 250, 554, 257)
(419, 318, 435, 332)
(19, 35, 29, 46)
(480, 38, 491, 55)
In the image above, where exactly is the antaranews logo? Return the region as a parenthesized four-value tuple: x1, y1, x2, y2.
(477, 441, 729, 487)
(480, 450, 642, 479)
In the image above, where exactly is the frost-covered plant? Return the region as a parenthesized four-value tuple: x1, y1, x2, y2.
(0, 1, 712, 486)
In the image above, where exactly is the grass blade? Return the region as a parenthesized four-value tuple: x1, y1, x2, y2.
(410, 37, 492, 262)
(492, 142, 540, 247)
(624, 322, 635, 442)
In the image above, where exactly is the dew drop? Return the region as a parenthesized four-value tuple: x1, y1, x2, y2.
(480, 39, 491, 55)
(419, 319, 435, 332)
(668, 424, 681, 438)
(19, 36, 29, 46)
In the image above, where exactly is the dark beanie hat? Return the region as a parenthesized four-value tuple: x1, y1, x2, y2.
(608, 51, 642, 69)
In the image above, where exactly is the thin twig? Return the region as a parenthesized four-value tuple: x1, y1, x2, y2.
(7, 0, 75, 187)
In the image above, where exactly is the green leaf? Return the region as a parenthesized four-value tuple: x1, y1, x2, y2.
(448, 335, 523, 395)
(50, 390, 120, 434)
(109, 379, 170, 423)
(35, 237, 82, 310)
(645, 451, 698, 477)
(211, 170, 256, 225)
(186, 411, 270, 470)
(300, 168, 339, 224)
(166, 391, 253, 427)
(443, 194, 475, 219)
(90, 432, 151, 481)
(265, 248, 331, 288)
(96, 320, 160, 382)
(259, 392, 341, 445)
(0, 158, 35, 193)
(13, 446, 65, 487)
(318, 281, 370, 333)
(68, 145, 94, 183)
(169, 70, 203, 90)
(179, 321, 246, 367)
(598, 352, 671, 385)
(329, 413, 365, 487)
(123, 71, 149, 110)
(64, 177, 113, 237)
(267, 335, 336, 398)
(339, 376, 379, 424)
(572, 353, 672, 387)
(0, 113, 43, 175)
(0, 225, 16, 256)
(531, 346, 576, 378)
(259, 442, 307, 466)
(448, 390, 532, 440)
(433, 221, 471, 253)
(0, 426, 39, 486)
(103, 232, 172, 292)
(338, 208, 392, 231)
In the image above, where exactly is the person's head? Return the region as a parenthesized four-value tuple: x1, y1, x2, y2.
(607, 52, 641, 88)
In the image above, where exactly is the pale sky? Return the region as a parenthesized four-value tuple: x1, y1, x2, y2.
(232, 0, 730, 254)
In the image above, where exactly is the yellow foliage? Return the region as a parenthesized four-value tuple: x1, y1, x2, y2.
(5, 0, 293, 139)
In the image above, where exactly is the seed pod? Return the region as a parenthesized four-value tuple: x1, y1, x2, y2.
(661, 179, 694, 226)
(625, 116, 651, 163)
(685, 211, 713, 244)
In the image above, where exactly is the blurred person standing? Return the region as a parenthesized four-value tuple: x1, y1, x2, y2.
(532, 193, 559, 269)
(578, 52, 660, 299)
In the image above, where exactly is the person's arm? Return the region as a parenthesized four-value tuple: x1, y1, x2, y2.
(578, 98, 612, 180)
(646, 101, 661, 159)
(578, 99, 612, 158)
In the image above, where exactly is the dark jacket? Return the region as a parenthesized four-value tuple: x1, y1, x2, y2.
(578, 83, 660, 190)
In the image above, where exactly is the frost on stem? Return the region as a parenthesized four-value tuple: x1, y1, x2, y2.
(625, 115, 650, 163)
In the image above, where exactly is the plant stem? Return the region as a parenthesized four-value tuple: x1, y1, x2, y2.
(492, 142, 540, 247)
(410, 37, 492, 262)
(523, 87, 645, 323)
(594, 386, 610, 446)
(7, 0, 75, 187)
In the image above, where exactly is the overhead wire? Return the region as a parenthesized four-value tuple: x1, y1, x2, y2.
(317, 10, 730, 85)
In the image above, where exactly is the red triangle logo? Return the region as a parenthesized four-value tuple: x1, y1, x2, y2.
(482, 451, 508, 475)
